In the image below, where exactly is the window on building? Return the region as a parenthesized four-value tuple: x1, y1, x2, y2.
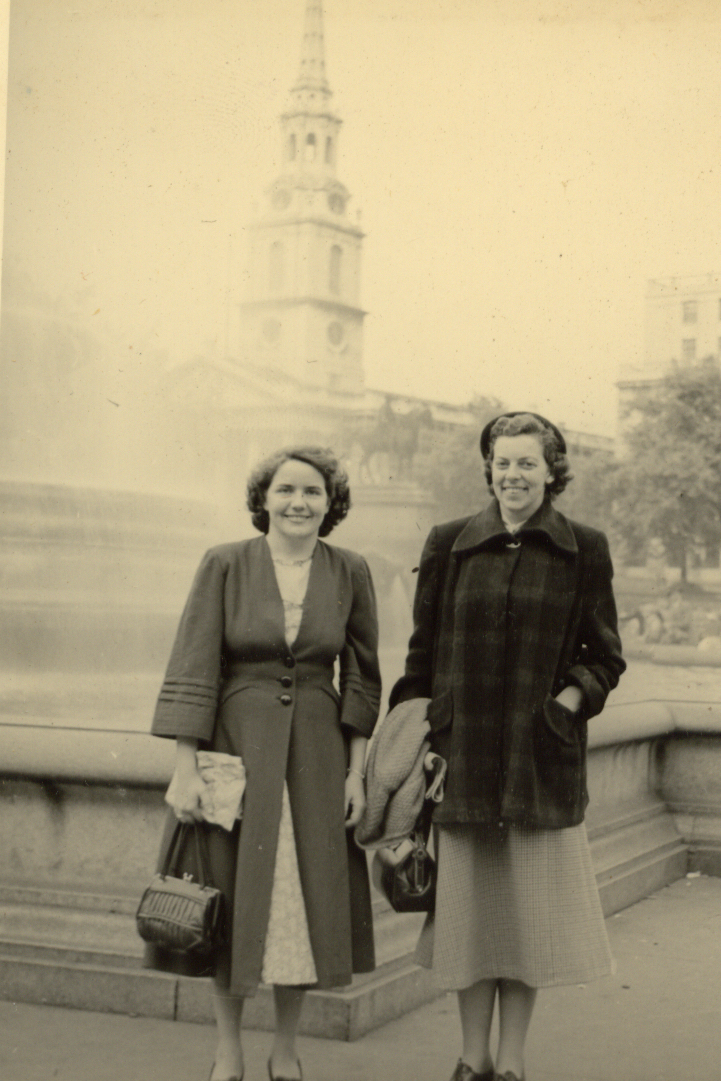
(325, 136, 333, 164)
(329, 245, 342, 295)
(682, 300, 697, 323)
(287, 134, 296, 161)
(682, 338, 696, 363)
(304, 133, 316, 161)
(269, 241, 284, 294)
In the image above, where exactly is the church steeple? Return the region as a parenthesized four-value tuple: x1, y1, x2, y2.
(240, 0, 366, 397)
(280, 0, 343, 184)
(292, 0, 331, 101)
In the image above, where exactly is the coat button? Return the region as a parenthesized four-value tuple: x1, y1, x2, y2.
(280, 675, 292, 687)
(279, 694, 292, 706)
(284, 656, 295, 668)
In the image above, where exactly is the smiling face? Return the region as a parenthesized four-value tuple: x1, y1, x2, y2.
(491, 433, 552, 524)
(264, 458, 330, 545)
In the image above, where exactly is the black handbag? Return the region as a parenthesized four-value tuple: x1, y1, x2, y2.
(136, 821, 225, 956)
(379, 801, 436, 914)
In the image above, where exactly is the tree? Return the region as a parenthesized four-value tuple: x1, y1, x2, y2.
(608, 364, 721, 580)
(554, 450, 615, 536)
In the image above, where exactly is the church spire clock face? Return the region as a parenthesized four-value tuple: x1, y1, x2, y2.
(240, 0, 366, 396)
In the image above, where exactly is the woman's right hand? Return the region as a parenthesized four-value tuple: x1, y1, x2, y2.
(167, 768, 206, 823)
(167, 737, 206, 823)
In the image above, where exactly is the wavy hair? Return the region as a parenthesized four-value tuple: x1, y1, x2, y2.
(483, 413, 573, 498)
(246, 446, 351, 536)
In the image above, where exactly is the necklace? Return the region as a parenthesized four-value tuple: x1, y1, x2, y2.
(271, 554, 313, 567)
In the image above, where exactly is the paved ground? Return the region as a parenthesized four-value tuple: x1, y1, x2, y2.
(2, 874, 721, 1081)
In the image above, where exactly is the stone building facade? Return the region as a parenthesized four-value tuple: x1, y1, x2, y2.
(618, 272, 721, 416)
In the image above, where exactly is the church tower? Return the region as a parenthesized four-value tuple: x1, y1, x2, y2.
(240, 1, 366, 396)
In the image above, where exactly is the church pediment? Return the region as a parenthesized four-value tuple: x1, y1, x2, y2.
(164, 354, 360, 414)
(165, 355, 294, 412)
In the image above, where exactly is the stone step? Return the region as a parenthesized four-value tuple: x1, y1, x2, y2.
(587, 797, 689, 914)
(0, 896, 424, 973)
(0, 904, 143, 968)
(597, 840, 689, 916)
(0, 892, 433, 1041)
(0, 948, 438, 1042)
(0, 795, 691, 1039)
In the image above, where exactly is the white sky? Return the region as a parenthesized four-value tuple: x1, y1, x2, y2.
(4, 0, 721, 437)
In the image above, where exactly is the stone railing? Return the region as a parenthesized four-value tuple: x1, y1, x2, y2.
(1, 659, 720, 1037)
(2, 673, 721, 901)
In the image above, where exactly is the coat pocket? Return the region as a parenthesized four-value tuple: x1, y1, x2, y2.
(534, 694, 586, 817)
(541, 694, 579, 747)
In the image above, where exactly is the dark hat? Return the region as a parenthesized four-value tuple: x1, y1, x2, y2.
(480, 411, 567, 458)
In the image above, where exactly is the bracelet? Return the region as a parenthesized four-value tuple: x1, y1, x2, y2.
(347, 767, 365, 780)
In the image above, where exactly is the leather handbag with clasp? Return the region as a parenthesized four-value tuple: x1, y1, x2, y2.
(136, 821, 225, 956)
(376, 797, 436, 914)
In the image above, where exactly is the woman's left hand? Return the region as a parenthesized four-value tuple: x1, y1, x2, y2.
(344, 770, 366, 828)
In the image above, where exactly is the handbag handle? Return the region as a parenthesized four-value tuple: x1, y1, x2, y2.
(414, 794, 435, 845)
(161, 821, 215, 888)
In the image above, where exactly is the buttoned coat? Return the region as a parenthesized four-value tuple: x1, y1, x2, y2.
(146, 535, 381, 996)
(389, 498, 625, 829)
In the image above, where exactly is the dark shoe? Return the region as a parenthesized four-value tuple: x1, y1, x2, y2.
(495, 1072, 524, 1081)
(268, 1057, 303, 1081)
(449, 1060, 495, 1081)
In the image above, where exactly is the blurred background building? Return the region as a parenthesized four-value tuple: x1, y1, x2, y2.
(618, 272, 721, 410)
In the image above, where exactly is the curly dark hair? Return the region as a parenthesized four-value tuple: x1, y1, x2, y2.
(482, 413, 573, 498)
(246, 446, 351, 537)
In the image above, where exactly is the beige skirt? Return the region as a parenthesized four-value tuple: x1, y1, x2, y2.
(416, 821, 613, 990)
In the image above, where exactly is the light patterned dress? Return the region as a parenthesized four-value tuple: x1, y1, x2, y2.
(261, 556, 318, 986)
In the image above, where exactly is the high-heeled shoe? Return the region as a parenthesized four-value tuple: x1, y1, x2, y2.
(449, 1060, 495, 1081)
(267, 1056, 303, 1081)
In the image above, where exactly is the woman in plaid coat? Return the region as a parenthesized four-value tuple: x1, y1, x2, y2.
(390, 412, 625, 1081)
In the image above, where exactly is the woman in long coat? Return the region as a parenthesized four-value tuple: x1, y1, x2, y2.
(389, 413, 625, 1081)
(147, 446, 381, 1081)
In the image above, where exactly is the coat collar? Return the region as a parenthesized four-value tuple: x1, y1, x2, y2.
(451, 498, 578, 557)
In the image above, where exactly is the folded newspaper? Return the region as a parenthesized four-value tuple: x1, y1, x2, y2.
(165, 751, 246, 831)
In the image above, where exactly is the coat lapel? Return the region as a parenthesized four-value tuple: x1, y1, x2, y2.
(289, 541, 323, 652)
(451, 498, 578, 557)
(256, 536, 289, 646)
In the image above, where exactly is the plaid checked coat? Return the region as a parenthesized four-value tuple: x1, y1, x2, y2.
(389, 498, 625, 829)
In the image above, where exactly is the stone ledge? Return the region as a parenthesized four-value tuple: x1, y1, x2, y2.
(591, 699, 721, 750)
(4, 712, 721, 1037)
(624, 643, 721, 667)
(0, 721, 174, 785)
(4, 699, 721, 788)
